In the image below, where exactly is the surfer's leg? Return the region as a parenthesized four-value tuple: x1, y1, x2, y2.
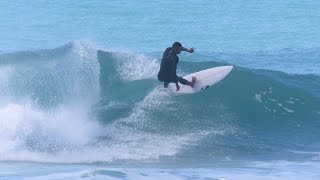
(177, 77, 189, 85)
(178, 77, 196, 87)
(163, 82, 169, 88)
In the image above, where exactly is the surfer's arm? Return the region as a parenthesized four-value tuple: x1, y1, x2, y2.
(182, 47, 195, 53)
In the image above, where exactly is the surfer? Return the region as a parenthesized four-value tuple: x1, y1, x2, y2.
(157, 42, 196, 91)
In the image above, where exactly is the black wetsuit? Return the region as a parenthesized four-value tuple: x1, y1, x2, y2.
(157, 47, 190, 86)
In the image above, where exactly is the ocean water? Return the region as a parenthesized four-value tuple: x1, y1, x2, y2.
(0, 1, 319, 179)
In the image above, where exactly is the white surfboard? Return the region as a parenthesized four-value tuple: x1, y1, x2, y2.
(169, 66, 233, 94)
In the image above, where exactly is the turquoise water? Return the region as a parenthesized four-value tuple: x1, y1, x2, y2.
(0, 1, 320, 179)
(1, 1, 320, 53)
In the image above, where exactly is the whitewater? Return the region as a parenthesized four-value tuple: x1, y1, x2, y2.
(0, 1, 320, 179)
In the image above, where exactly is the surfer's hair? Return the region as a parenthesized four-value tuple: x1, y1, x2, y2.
(172, 42, 182, 48)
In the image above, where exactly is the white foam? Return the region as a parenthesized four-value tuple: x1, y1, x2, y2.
(12, 161, 320, 180)
(254, 94, 262, 102)
(0, 102, 103, 162)
(112, 52, 159, 81)
(118, 86, 172, 124)
(0, 87, 205, 163)
(0, 65, 14, 82)
(0, 66, 15, 100)
(283, 107, 294, 113)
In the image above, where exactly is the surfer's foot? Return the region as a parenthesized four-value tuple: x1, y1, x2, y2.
(190, 76, 197, 88)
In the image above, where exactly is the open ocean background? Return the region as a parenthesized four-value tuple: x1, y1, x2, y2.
(0, 1, 319, 179)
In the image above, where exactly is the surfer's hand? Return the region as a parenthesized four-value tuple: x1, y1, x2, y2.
(176, 84, 180, 91)
(188, 48, 195, 53)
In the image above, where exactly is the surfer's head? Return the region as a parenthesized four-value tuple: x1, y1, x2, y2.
(172, 42, 183, 54)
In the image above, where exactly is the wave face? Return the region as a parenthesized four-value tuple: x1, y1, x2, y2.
(0, 42, 319, 164)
